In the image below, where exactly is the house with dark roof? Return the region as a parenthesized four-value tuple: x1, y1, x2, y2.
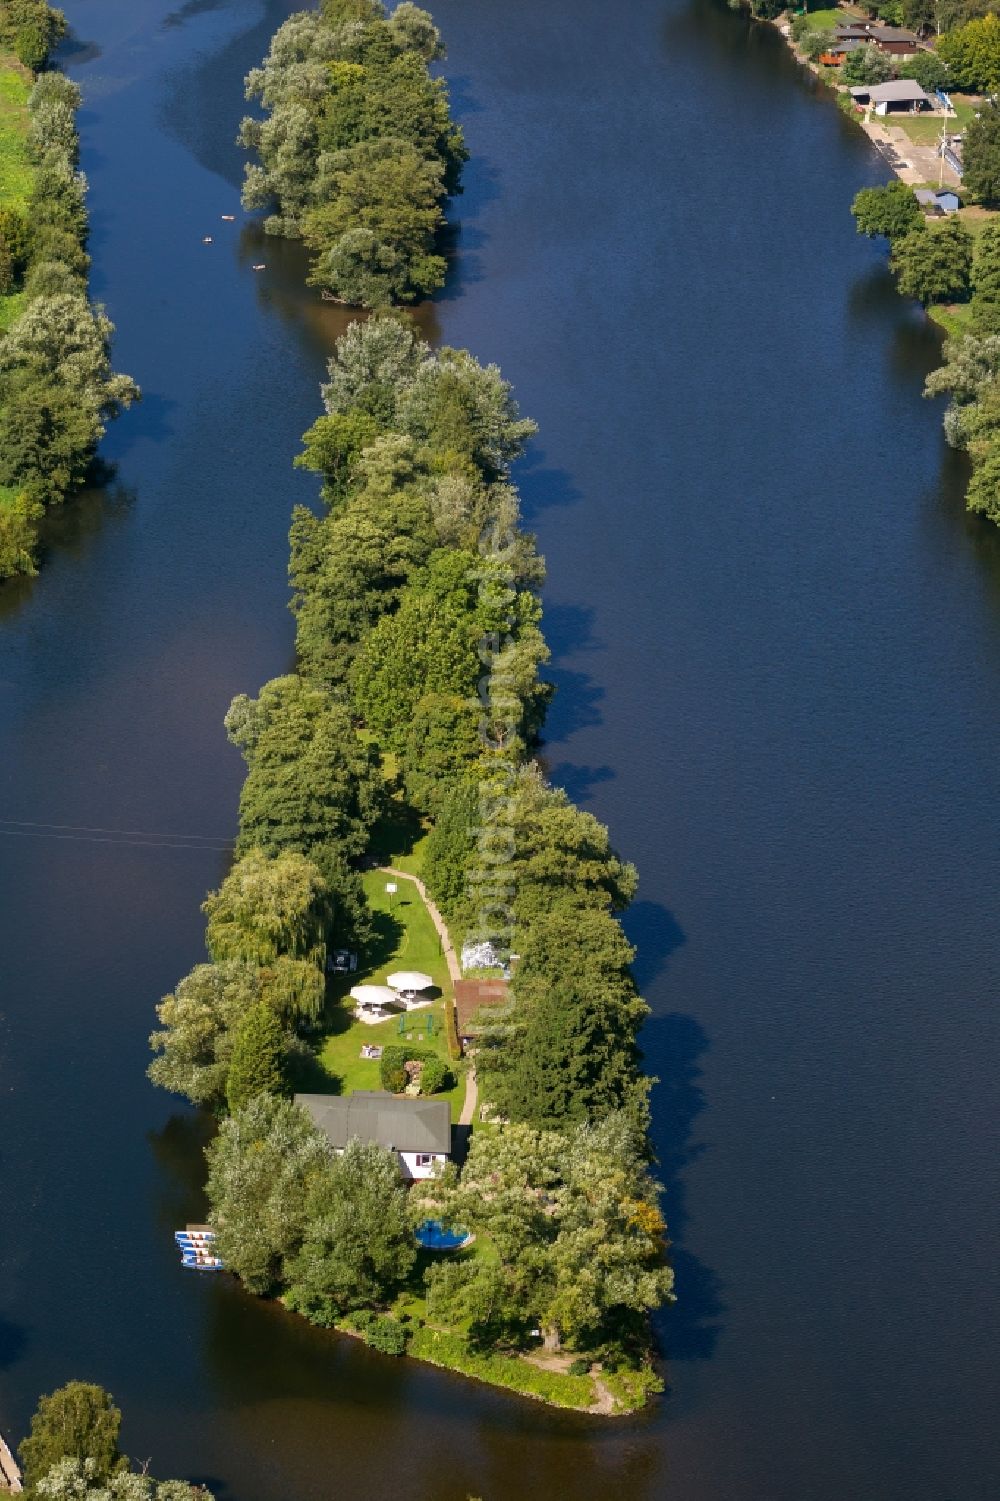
(818, 36, 866, 65)
(296, 1091, 452, 1181)
(850, 79, 932, 114)
(867, 25, 921, 56)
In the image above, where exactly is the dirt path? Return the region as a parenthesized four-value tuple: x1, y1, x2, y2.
(459, 1063, 478, 1125)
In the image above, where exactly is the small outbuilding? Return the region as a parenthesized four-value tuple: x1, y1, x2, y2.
(915, 188, 960, 215)
(454, 977, 510, 1048)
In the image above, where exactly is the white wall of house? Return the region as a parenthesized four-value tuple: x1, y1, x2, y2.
(399, 1149, 448, 1181)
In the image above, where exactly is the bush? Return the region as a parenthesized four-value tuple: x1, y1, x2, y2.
(419, 1055, 454, 1095)
(843, 43, 895, 87)
(568, 1356, 591, 1376)
(348, 1310, 409, 1355)
(0, 491, 42, 580)
(897, 51, 951, 94)
(379, 1043, 439, 1094)
(445, 999, 462, 1060)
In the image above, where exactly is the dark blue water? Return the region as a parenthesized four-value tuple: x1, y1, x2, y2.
(1, 2, 998, 1497)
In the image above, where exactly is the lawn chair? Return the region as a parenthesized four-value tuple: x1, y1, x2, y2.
(398, 1014, 406, 1035)
(426, 1015, 435, 1037)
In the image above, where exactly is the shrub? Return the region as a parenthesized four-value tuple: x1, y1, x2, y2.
(444, 998, 462, 1060)
(348, 1309, 409, 1355)
(379, 1044, 438, 1094)
(843, 42, 894, 86)
(897, 51, 951, 94)
(568, 1356, 591, 1377)
(419, 1055, 454, 1095)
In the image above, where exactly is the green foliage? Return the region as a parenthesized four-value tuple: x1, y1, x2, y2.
(419, 1115, 673, 1353)
(0, 36, 135, 543)
(0, 486, 41, 578)
(202, 847, 331, 969)
(476, 905, 649, 1130)
(961, 102, 1000, 207)
(971, 217, 1000, 331)
(842, 42, 895, 86)
(283, 1139, 416, 1321)
(347, 1310, 410, 1355)
(407, 1325, 597, 1407)
(890, 219, 973, 305)
(225, 673, 384, 860)
(421, 775, 479, 922)
(0, 0, 66, 71)
(896, 50, 952, 93)
(302, 138, 447, 305)
(418, 1053, 454, 1095)
(206, 1093, 332, 1294)
(225, 1000, 287, 1113)
(148, 961, 262, 1106)
(965, 442, 1000, 520)
(939, 13, 1000, 92)
(34, 1458, 212, 1500)
(239, 1, 465, 305)
(378, 1043, 435, 1092)
(851, 181, 922, 243)
(502, 766, 639, 934)
(19, 1383, 124, 1492)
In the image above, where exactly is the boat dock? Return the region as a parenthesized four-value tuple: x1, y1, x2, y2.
(0, 1430, 22, 1493)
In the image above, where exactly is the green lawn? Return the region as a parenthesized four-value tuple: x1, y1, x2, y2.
(0, 62, 32, 207)
(798, 8, 847, 30)
(0, 57, 33, 331)
(294, 869, 465, 1115)
(892, 96, 979, 147)
(928, 301, 973, 336)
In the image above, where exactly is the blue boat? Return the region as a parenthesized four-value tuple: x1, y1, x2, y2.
(414, 1219, 470, 1251)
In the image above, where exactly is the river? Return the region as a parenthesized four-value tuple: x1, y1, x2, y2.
(1, 1, 999, 1497)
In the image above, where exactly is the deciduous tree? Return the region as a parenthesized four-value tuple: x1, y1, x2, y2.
(891, 219, 973, 305)
(851, 181, 922, 242)
(225, 1001, 287, 1113)
(283, 1139, 415, 1322)
(205, 1094, 330, 1293)
(19, 1384, 124, 1492)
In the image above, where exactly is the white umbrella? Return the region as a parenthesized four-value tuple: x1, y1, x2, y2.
(387, 970, 434, 992)
(350, 984, 399, 1007)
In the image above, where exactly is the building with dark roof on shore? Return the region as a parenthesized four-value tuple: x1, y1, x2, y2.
(295, 1090, 452, 1181)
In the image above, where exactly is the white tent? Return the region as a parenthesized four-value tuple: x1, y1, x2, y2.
(350, 984, 399, 1008)
(387, 971, 434, 992)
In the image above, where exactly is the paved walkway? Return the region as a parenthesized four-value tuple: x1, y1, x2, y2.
(459, 1064, 478, 1126)
(377, 866, 462, 984)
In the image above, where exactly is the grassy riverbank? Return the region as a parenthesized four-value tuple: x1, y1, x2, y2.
(0, 56, 32, 331)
